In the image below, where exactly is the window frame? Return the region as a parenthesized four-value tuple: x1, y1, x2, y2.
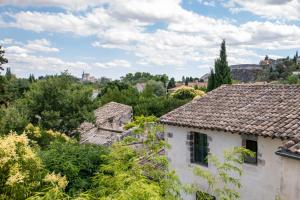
(192, 132, 208, 167)
(244, 139, 258, 164)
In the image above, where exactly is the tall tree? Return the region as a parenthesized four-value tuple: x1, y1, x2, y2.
(5, 67, 12, 80)
(185, 78, 189, 86)
(208, 40, 232, 92)
(207, 69, 216, 92)
(29, 74, 36, 83)
(214, 40, 232, 87)
(294, 51, 298, 63)
(264, 55, 269, 60)
(0, 46, 8, 71)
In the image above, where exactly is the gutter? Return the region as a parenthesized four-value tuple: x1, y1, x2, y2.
(275, 150, 300, 161)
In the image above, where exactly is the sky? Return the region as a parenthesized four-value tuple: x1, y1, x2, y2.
(0, 0, 300, 80)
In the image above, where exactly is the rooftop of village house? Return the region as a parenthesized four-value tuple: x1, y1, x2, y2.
(94, 101, 132, 126)
(160, 84, 300, 139)
(78, 102, 133, 145)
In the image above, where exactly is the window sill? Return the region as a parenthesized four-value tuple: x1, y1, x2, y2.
(244, 162, 258, 166)
(189, 162, 208, 168)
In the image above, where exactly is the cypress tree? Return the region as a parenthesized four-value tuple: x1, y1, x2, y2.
(185, 78, 188, 86)
(5, 67, 12, 80)
(214, 40, 231, 87)
(207, 69, 215, 92)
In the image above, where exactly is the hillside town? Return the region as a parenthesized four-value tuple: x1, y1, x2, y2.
(1, 1, 300, 200)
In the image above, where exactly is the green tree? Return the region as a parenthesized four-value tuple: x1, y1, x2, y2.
(0, 105, 29, 134)
(86, 116, 181, 200)
(214, 40, 232, 88)
(0, 46, 8, 106)
(185, 78, 189, 86)
(143, 80, 166, 97)
(0, 46, 8, 71)
(207, 69, 216, 92)
(29, 74, 36, 83)
(5, 67, 12, 80)
(185, 147, 254, 200)
(182, 76, 185, 83)
(23, 73, 96, 133)
(167, 77, 176, 89)
(40, 141, 108, 196)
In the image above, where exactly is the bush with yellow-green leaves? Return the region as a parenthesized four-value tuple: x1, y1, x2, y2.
(0, 132, 68, 200)
(172, 86, 205, 100)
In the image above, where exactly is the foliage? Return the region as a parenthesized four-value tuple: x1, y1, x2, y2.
(0, 133, 43, 199)
(27, 173, 70, 200)
(121, 72, 169, 87)
(286, 75, 300, 84)
(24, 123, 72, 148)
(124, 115, 158, 130)
(167, 77, 176, 89)
(100, 86, 188, 117)
(207, 40, 232, 92)
(0, 105, 29, 135)
(85, 117, 181, 200)
(99, 80, 130, 97)
(143, 80, 166, 97)
(258, 55, 299, 82)
(0, 46, 8, 71)
(185, 147, 255, 200)
(0, 133, 68, 200)
(40, 140, 108, 196)
(207, 69, 216, 92)
(22, 73, 96, 133)
(172, 87, 205, 100)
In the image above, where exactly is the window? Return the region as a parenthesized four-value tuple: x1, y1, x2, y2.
(244, 139, 257, 164)
(193, 132, 208, 166)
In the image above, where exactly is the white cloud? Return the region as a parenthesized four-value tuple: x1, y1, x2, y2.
(198, 0, 216, 6)
(95, 60, 132, 69)
(0, 0, 105, 11)
(25, 39, 59, 52)
(0, 38, 14, 45)
(1, 0, 300, 75)
(3, 38, 59, 53)
(225, 0, 300, 21)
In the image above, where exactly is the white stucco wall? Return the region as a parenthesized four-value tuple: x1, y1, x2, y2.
(280, 157, 300, 200)
(164, 125, 283, 200)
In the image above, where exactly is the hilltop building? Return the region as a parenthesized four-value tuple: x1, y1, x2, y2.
(81, 71, 97, 83)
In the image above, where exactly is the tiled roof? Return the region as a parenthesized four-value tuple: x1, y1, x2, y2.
(160, 84, 300, 139)
(94, 102, 132, 126)
(279, 133, 300, 155)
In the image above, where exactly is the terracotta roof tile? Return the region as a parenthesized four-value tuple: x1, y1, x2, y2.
(160, 84, 300, 139)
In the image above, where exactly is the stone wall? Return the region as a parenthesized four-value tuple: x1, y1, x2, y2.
(230, 64, 263, 82)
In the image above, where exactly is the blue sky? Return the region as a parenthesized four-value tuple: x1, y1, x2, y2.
(0, 0, 299, 80)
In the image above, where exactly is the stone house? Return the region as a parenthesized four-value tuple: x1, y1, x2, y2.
(78, 102, 133, 145)
(160, 84, 300, 200)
